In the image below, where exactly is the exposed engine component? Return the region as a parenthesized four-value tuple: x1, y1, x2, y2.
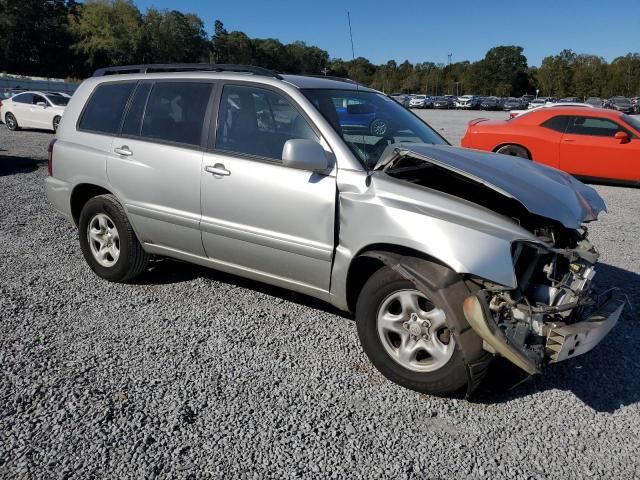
(464, 225, 623, 372)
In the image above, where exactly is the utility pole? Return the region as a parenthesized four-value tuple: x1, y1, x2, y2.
(447, 53, 452, 66)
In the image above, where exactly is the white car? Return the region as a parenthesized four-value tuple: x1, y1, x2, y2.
(509, 102, 594, 119)
(409, 94, 430, 108)
(527, 99, 547, 109)
(1, 91, 68, 132)
(455, 95, 480, 109)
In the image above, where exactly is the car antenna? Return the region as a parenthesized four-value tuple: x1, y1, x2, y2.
(347, 12, 372, 183)
(347, 12, 356, 61)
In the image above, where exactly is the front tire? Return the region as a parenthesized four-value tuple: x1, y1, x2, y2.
(495, 144, 530, 159)
(356, 266, 469, 395)
(5, 112, 19, 131)
(78, 194, 149, 282)
(53, 116, 61, 132)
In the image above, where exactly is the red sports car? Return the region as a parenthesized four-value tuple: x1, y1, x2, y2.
(461, 107, 640, 185)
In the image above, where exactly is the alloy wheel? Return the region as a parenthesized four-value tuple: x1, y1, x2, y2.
(376, 289, 455, 372)
(87, 213, 120, 268)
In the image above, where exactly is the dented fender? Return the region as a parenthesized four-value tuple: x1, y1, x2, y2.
(328, 170, 542, 313)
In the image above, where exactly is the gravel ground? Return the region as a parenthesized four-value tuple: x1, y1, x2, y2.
(1, 112, 640, 479)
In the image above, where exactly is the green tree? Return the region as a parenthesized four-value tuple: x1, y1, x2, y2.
(480, 46, 532, 96)
(537, 49, 576, 97)
(223, 31, 253, 64)
(210, 19, 228, 63)
(605, 54, 640, 97)
(284, 42, 328, 74)
(253, 38, 287, 71)
(343, 57, 376, 85)
(139, 9, 208, 63)
(572, 55, 606, 99)
(0, 0, 78, 77)
(69, 0, 143, 71)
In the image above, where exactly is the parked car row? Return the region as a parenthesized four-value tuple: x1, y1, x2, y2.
(393, 92, 640, 114)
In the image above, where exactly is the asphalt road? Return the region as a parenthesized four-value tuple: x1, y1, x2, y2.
(1, 112, 639, 479)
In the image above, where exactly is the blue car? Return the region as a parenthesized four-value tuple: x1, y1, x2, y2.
(335, 100, 389, 136)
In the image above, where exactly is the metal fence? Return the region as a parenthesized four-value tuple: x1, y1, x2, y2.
(0, 75, 79, 94)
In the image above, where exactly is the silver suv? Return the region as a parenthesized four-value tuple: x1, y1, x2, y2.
(46, 64, 623, 396)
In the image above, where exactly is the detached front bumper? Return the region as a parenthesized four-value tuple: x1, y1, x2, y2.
(463, 290, 624, 374)
(546, 290, 624, 363)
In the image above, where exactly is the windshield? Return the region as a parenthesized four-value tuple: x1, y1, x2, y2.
(46, 94, 69, 106)
(302, 88, 447, 168)
(622, 114, 640, 133)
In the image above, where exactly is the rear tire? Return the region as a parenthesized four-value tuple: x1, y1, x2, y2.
(355, 265, 469, 395)
(5, 113, 19, 131)
(495, 144, 530, 159)
(78, 194, 149, 282)
(53, 116, 61, 132)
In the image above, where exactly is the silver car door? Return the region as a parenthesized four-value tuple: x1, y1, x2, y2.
(200, 83, 336, 293)
(106, 81, 215, 256)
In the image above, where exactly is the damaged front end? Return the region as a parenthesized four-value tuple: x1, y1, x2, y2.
(376, 144, 623, 376)
(463, 229, 624, 374)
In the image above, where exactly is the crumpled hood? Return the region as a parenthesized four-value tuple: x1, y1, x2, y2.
(374, 143, 606, 229)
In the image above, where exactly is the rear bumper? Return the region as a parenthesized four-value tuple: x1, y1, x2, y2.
(45, 176, 74, 224)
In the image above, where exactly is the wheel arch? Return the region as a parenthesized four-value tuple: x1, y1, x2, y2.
(492, 143, 532, 159)
(345, 243, 455, 314)
(70, 183, 113, 226)
(4, 110, 17, 124)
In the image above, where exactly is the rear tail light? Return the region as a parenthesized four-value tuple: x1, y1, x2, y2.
(47, 139, 57, 176)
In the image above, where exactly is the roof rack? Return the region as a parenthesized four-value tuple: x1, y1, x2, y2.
(92, 63, 283, 80)
(306, 75, 361, 85)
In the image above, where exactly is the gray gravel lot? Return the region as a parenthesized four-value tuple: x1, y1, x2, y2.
(1, 111, 640, 479)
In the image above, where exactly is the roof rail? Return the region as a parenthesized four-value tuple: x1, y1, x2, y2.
(92, 63, 283, 80)
(306, 75, 361, 85)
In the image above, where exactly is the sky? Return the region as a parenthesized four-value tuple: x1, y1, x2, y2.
(133, 0, 639, 67)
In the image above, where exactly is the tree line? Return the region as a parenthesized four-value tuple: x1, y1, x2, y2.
(1, 0, 639, 98)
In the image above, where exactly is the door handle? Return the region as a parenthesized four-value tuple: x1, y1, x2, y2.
(563, 138, 575, 142)
(205, 164, 231, 176)
(114, 146, 133, 156)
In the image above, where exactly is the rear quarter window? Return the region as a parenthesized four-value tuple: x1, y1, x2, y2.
(78, 82, 136, 134)
(541, 115, 570, 133)
(12, 93, 34, 104)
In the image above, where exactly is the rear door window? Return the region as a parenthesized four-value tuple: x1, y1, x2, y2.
(78, 82, 135, 134)
(140, 82, 212, 146)
(121, 83, 152, 137)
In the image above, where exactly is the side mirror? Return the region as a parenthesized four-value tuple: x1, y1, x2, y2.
(36, 101, 47, 107)
(614, 131, 630, 144)
(282, 139, 329, 172)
